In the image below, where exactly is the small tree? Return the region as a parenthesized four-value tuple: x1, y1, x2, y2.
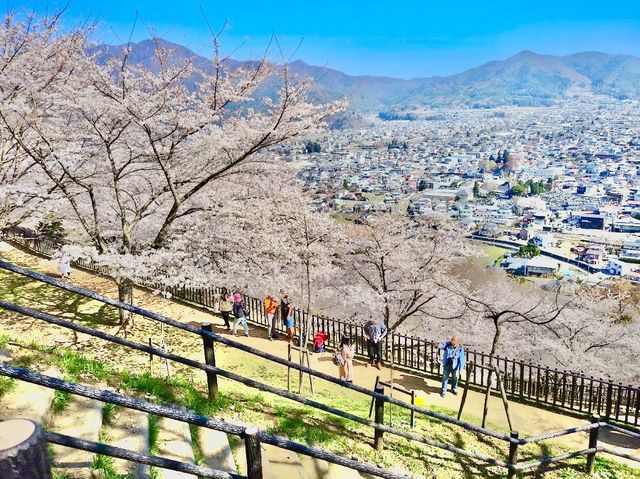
(518, 244, 540, 258)
(343, 212, 467, 420)
(545, 177, 554, 192)
(504, 154, 519, 173)
(303, 140, 321, 154)
(418, 179, 427, 192)
(510, 182, 527, 197)
(473, 181, 481, 198)
(448, 273, 570, 427)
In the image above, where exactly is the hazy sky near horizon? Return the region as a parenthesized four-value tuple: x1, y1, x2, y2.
(11, 0, 640, 78)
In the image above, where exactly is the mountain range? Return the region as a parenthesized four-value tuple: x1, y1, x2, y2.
(92, 39, 640, 112)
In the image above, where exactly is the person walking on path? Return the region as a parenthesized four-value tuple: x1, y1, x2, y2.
(219, 291, 233, 331)
(56, 249, 72, 280)
(284, 299, 295, 343)
(280, 291, 291, 326)
(338, 336, 354, 383)
(232, 292, 250, 337)
(264, 295, 279, 341)
(438, 335, 465, 398)
(363, 317, 387, 370)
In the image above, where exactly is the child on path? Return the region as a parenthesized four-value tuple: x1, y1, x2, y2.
(314, 331, 328, 352)
(232, 292, 250, 337)
(56, 249, 72, 280)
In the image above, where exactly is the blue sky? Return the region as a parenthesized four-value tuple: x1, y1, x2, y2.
(10, 0, 640, 78)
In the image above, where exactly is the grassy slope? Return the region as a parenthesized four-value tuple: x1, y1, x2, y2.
(0, 261, 638, 478)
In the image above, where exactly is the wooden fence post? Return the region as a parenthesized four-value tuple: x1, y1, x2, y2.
(201, 323, 218, 399)
(457, 362, 474, 420)
(507, 431, 519, 479)
(0, 419, 51, 479)
(605, 383, 613, 419)
(493, 364, 514, 432)
(373, 383, 385, 451)
(244, 427, 263, 479)
(585, 414, 600, 475)
(410, 390, 416, 429)
(287, 344, 292, 392)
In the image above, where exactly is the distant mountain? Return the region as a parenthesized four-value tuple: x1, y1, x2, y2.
(91, 39, 640, 112)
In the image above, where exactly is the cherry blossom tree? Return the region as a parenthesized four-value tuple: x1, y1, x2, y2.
(340, 211, 467, 419)
(343, 212, 466, 333)
(544, 281, 640, 382)
(0, 132, 44, 230)
(0, 16, 345, 327)
(441, 272, 572, 427)
(0, 12, 86, 231)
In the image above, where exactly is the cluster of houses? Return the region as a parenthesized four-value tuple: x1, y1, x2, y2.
(277, 101, 640, 282)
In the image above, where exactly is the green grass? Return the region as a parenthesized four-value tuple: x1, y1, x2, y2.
(51, 389, 71, 413)
(91, 454, 130, 479)
(102, 403, 120, 424)
(183, 383, 239, 416)
(121, 373, 176, 403)
(51, 472, 75, 479)
(148, 415, 160, 455)
(267, 406, 336, 445)
(557, 456, 639, 479)
(0, 376, 16, 399)
(189, 424, 205, 466)
(59, 350, 110, 381)
(474, 244, 508, 265)
(148, 414, 160, 479)
(91, 431, 131, 479)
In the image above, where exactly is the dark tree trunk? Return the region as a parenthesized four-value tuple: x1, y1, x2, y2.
(482, 319, 501, 428)
(116, 277, 134, 327)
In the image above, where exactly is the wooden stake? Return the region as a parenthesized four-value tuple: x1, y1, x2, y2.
(0, 419, 51, 479)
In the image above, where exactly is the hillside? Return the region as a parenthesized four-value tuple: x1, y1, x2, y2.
(90, 39, 640, 111)
(0, 242, 639, 478)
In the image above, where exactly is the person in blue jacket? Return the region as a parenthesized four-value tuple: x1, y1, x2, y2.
(438, 336, 465, 398)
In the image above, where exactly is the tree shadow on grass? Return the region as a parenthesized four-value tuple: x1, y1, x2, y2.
(520, 441, 588, 478)
(449, 431, 504, 479)
(0, 270, 119, 328)
(267, 408, 345, 446)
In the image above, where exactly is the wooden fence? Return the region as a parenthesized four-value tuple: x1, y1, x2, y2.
(4, 226, 639, 428)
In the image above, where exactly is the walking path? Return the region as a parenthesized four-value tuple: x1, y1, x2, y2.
(0, 241, 638, 468)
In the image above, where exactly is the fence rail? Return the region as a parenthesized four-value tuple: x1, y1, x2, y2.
(3, 227, 639, 428)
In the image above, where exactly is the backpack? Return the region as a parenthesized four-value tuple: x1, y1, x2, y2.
(332, 349, 346, 367)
